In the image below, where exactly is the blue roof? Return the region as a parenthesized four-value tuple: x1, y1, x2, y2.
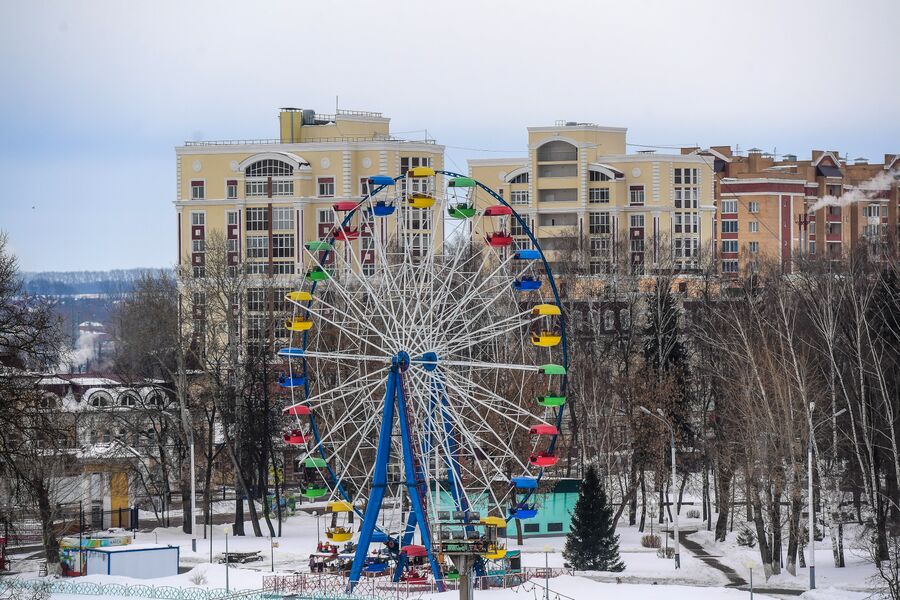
(514, 249, 541, 260)
(511, 477, 538, 489)
(369, 175, 395, 185)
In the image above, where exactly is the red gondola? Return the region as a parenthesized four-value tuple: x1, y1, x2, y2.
(529, 452, 558, 467)
(487, 233, 513, 247)
(333, 201, 359, 212)
(529, 424, 559, 436)
(283, 404, 311, 416)
(283, 429, 309, 445)
(333, 228, 360, 242)
(401, 544, 427, 557)
(401, 569, 427, 584)
(483, 205, 513, 217)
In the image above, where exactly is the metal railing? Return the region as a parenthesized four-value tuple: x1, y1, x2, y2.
(0, 578, 269, 600)
(184, 136, 437, 147)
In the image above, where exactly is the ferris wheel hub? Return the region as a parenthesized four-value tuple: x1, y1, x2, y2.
(417, 351, 439, 372)
(392, 351, 411, 371)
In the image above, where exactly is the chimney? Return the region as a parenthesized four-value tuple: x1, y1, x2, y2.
(710, 146, 733, 158)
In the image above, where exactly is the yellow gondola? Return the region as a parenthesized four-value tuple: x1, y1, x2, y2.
(286, 317, 313, 332)
(531, 332, 562, 347)
(325, 526, 353, 542)
(483, 547, 507, 560)
(408, 166, 435, 178)
(328, 501, 353, 513)
(531, 304, 561, 317)
(408, 194, 436, 209)
(286, 291, 312, 302)
(480, 516, 507, 528)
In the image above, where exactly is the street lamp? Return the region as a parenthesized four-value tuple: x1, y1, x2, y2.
(542, 545, 552, 600)
(639, 406, 680, 569)
(223, 525, 231, 593)
(807, 403, 847, 590)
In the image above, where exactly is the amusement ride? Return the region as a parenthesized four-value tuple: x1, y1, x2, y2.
(276, 168, 568, 596)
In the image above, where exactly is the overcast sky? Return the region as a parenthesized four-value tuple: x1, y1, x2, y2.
(2, 0, 898, 271)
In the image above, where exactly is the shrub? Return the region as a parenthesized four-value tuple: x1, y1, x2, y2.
(641, 534, 661, 548)
(737, 525, 756, 548)
(657, 547, 675, 559)
(686, 509, 701, 519)
(189, 568, 208, 586)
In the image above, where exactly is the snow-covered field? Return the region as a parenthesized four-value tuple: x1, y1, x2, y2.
(11, 509, 879, 599)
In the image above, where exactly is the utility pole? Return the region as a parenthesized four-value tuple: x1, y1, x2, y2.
(190, 438, 197, 553)
(640, 406, 680, 568)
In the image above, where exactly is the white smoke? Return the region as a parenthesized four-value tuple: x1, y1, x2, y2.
(808, 169, 898, 213)
(59, 329, 105, 371)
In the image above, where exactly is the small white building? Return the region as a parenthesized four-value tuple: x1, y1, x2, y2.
(84, 544, 179, 579)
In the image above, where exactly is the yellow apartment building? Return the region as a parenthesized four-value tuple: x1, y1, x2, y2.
(468, 121, 717, 275)
(174, 106, 444, 345)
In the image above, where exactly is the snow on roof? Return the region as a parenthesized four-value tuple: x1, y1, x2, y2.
(86, 543, 176, 553)
(38, 376, 69, 385)
(69, 377, 119, 386)
(79, 321, 104, 327)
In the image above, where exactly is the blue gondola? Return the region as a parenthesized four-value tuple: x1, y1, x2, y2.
(278, 375, 307, 388)
(371, 531, 390, 543)
(277, 347, 305, 357)
(364, 562, 389, 573)
(513, 277, 541, 292)
(509, 504, 538, 519)
(368, 175, 395, 186)
(511, 476, 538, 489)
(372, 200, 395, 217)
(514, 249, 541, 261)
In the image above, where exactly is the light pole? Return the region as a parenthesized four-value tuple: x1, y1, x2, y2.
(542, 545, 552, 600)
(190, 437, 197, 553)
(807, 403, 847, 591)
(640, 406, 679, 569)
(223, 525, 230, 593)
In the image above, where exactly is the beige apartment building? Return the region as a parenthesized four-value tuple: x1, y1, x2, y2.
(468, 121, 717, 275)
(174, 106, 444, 346)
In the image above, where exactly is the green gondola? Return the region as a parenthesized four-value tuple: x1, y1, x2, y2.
(306, 267, 330, 282)
(445, 570, 460, 581)
(538, 395, 566, 407)
(305, 457, 327, 468)
(540, 364, 566, 375)
(448, 204, 477, 219)
(301, 486, 328, 499)
(448, 177, 477, 188)
(305, 240, 332, 252)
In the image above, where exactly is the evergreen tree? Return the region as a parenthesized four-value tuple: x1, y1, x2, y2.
(564, 465, 625, 571)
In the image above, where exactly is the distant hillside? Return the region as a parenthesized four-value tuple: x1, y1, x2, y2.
(22, 268, 172, 296)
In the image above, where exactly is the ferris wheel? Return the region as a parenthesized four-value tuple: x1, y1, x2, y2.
(277, 168, 568, 588)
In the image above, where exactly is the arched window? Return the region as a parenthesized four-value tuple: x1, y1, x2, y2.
(509, 172, 530, 184)
(119, 392, 138, 408)
(244, 159, 293, 177)
(39, 394, 58, 410)
(537, 140, 577, 162)
(88, 391, 112, 408)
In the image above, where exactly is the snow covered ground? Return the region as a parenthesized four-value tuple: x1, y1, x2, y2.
(10, 509, 880, 599)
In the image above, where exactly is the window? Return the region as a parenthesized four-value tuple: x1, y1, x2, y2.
(523, 523, 540, 534)
(749, 221, 759, 233)
(630, 238, 645, 252)
(590, 237, 610, 257)
(119, 393, 137, 408)
(508, 172, 529, 184)
(272, 207, 293, 230)
(863, 204, 883, 218)
(405, 208, 432, 231)
(247, 315, 266, 340)
(749, 241, 759, 253)
(629, 186, 644, 206)
(246, 236, 269, 259)
(271, 262, 295, 275)
(226, 180, 237, 199)
(510, 219, 527, 238)
(227, 211, 239, 226)
(826, 184, 841, 197)
(589, 212, 610, 234)
(809, 241, 816, 254)
(538, 163, 577, 177)
(89, 392, 112, 408)
(191, 181, 205, 200)
(721, 220, 738, 234)
(191, 212, 205, 226)
(589, 188, 610, 203)
(630, 214, 644, 228)
(360, 177, 370, 197)
(227, 238, 239, 253)
(400, 156, 432, 173)
(538, 189, 577, 203)
(603, 310, 615, 330)
(537, 140, 577, 162)
(674, 187, 698, 209)
(245, 159, 293, 177)
(674, 168, 698, 185)
(246, 207, 269, 231)
(722, 240, 738, 253)
(589, 170, 612, 182)
(247, 288, 266, 312)
(272, 234, 294, 258)
(192, 240, 205, 253)
(749, 201, 759, 213)
(510, 190, 529, 205)
(721, 200, 737, 214)
(317, 177, 335, 197)
(674, 212, 698, 234)
(675, 237, 699, 258)
(547, 522, 563, 533)
(722, 260, 739, 273)
(317, 208, 335, 225)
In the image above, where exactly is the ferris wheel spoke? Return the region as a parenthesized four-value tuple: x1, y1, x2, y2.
(441, 367, 544, 426)
(436, 310, 533, 358)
